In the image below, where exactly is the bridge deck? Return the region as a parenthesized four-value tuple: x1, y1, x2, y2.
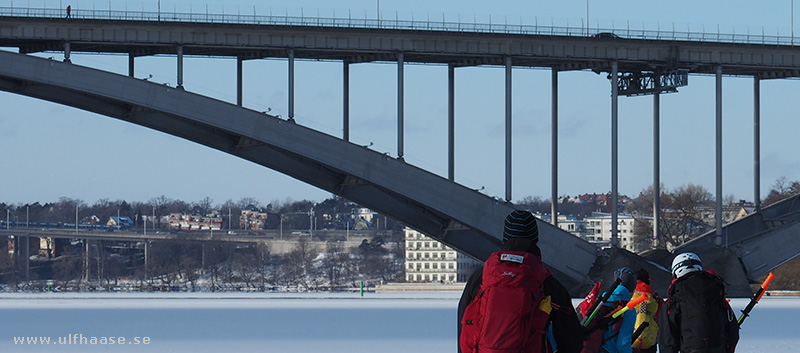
(1, 13, 800, 77)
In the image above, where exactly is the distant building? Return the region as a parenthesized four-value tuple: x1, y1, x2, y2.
(404, 228, 480, 283)
(354, 207, 392, 230)
(168, 213, 223, 231)
(355, 208, 375, 223)
(240, 209, 269, 230)
(107, 216, 135, 229)
(696, 203, 751, 227)
(584, 212, 637, 251)
(537, 213, 588, 239)
(733, 201, 756, 221)
(38, 237, 70, 258)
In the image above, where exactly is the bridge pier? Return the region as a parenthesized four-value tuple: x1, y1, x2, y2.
(237, 56, 243, 107)
(754, 77, 761, 212)
(448, 63, 455, 181)
(551, 68, 558, 226)
(63, 42, 70, 63)
(83, 239, 89, 282)
(505, 57, 512, 202)
(397, 53, 404, 159)
(343, 60, 350, 141)
(128, 53, 134, 77)
(288, 49, 294, 119)
(653, 81, 661, 248)
(715, 65, 723, 246)
(611, 61, 619, 247)
(24, 235, 30, 282)
(176, 46, 184, 89)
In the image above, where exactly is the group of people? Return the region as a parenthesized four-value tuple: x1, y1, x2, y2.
(458, 210, 740, 353)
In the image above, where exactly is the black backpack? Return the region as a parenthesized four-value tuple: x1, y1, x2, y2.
(667, 271, 733, 351)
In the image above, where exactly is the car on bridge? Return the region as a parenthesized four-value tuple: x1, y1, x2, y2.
(591, 32, 621, 40)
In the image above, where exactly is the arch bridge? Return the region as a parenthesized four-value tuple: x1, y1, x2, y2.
(2, 9, 800, 295)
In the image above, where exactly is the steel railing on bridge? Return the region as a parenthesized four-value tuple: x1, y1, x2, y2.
(1, 6, 797, 46)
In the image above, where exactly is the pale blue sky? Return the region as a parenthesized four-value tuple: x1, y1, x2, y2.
(1, 0, 799, 207)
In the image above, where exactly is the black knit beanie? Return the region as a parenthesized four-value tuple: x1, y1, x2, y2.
(503, 210, 539, 243)
(635, 268, 650, 285)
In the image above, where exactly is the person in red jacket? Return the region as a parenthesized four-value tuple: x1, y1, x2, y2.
(457, 210, 583, 353)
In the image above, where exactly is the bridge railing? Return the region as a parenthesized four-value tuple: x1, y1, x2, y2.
(0, 6, 794, 46)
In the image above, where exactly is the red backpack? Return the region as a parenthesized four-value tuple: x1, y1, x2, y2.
(459, 251, 552, 353)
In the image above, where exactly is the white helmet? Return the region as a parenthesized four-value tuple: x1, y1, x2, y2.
(671, 252, 703, 278)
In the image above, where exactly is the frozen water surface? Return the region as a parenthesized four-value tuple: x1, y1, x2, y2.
(0, 292, 796, 352)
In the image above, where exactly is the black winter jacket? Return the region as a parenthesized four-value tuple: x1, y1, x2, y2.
(658, 271, 739, 353)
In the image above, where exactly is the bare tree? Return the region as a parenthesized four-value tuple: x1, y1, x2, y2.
(192, 197, 214, 216)
(237, 197, 262, 210)
(516, 196, 551, 215)
(277, 236, 319, 290)
(52, 246, 85, 288)
(631, 183, 714, 249)
(763, 177, 800, 207)
(319, 241, 355, 290)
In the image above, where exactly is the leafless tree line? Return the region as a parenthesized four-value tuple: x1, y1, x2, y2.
(0, 235, 404, 292)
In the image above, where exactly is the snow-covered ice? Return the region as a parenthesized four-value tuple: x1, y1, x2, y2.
(0, 292, 796, 352)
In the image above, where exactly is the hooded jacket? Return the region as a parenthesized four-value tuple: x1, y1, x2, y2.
(599, 285, 636, 353)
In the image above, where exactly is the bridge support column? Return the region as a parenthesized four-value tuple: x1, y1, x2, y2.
(715, 65, 723, 246)
(611, 61, 619, 247)
(754, 76, 761, 212)
(128, 53, 134, 77)
(343, 60, 350, 142)
(63, 42, 71, 63)
(237, 56, 243, 107)
(84, 240, 90, 282)
(397, 53, 404, 159)
(653, 81, 661, 248)
(551, 68, 558, 226)
(144, 241, 149, 282)
(25, 235, 29, 282)
(505, 57, 512, 202)
(289, 49, 295, 119)
(448, 63, 455, 181)
(177, 46, 184, 89)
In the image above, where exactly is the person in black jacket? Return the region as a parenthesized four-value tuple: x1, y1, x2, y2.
(658, 252, 739, 353)
(457, 210, 583, 353)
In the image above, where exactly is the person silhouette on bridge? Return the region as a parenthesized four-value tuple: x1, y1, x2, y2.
(65, 5, 71, 19)
(458, 210, 583, 353)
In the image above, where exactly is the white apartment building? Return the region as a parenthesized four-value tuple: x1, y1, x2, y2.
(404, 228, 481, 283)
(355, 208, 375, 223)
(537, 213, 587, 239)
(584, 212, 637, 251)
